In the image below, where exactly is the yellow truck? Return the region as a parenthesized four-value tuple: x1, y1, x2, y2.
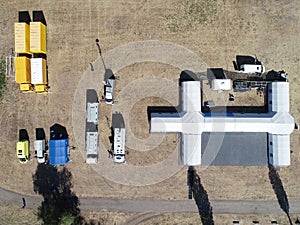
(16, 129, 30, 163)
(16, 140, 29, 164)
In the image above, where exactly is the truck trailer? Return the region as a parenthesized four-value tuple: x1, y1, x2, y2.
(31, 58, 48, 93)
(85, 123, 98, 164)
(15, 56, 33, 92)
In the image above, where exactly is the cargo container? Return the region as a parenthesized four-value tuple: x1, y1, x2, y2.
(15, 56, 33, 92)
(30, 22, 46, 54)
(14, 22, 30, 54)
(85, 123, 98, 164)
(31, 58, 48, 93)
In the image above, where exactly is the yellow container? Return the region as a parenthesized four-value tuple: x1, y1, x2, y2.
(14, 23, 30, 54)
(30, 22, 46, 53)
(15, 57, 31, 84)
(20, 83, 34, 92)
(35, 84, 48, 93)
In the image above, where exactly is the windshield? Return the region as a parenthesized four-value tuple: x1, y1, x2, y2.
(19, 158, 26, 162)
(105, 98, 113, 103)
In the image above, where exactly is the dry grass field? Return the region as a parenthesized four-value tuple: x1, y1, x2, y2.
(0, 0, 300, 224)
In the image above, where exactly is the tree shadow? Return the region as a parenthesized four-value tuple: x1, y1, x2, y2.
(190, 166, 214, 225)
(268, 165, 292, 225)
(33, 164, 83, 225)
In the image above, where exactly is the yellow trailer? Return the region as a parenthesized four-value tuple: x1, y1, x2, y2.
(31, 58, 48, 93)
(30, 22, 46, 54)
(15, 56, 33, 92)
(14, 23, 30, 54)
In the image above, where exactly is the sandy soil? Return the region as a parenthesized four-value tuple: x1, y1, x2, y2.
(0, 0, 299, 222)
(139, 212, 300, 225)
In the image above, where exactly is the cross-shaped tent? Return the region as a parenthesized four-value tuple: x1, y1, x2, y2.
(150, 77, 294, 167)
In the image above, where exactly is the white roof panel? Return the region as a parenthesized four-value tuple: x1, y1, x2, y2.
(179, 133, 202, 165)
(269, 134, 290, 166)
(212, 79, 231, 91)
(150, 113, 182, 133)
(270, 82, 289, 112)
(31, 58, 43, 84)
(181, 81, 201, 112)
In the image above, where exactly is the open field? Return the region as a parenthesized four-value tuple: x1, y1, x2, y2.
(0, 0, 299, 223)
(0, 200, 40, 225)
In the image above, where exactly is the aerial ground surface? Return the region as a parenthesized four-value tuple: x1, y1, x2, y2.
(0, 0, 299, 224)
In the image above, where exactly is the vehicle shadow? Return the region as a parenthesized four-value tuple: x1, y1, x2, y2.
(190, 166, 214, 225)
(268, 165, 292, 225)
(19, 129, 29, 141)
(33, 10, 47, 26)
(32, 164, 83, 224)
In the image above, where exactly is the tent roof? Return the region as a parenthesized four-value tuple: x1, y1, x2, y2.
(49, 139, 69, 166)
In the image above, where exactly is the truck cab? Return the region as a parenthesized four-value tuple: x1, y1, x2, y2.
(16, 140, 29, 163)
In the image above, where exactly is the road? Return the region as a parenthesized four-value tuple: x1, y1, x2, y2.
(1, 187, 300, 214)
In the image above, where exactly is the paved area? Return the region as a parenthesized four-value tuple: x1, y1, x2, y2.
(1, 186, 300, 214)
(201, 132, 268, 166)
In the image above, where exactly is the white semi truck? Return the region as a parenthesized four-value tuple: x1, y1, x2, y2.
(85, 89, 99, 164)
(85, 123, 98, 164)
(113, 127, 126, 163)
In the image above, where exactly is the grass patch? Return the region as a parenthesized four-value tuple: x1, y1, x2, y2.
(0, 58, 6, 99)
(163, 0, 218, 32)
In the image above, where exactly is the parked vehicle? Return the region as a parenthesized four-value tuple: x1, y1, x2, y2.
(34, 128, 47, 163)
(16, 129, 30, 164)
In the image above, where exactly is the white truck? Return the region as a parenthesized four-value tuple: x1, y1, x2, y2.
(85, 123, 98, 164)
(85, 89, 99, 164)
(113, 127, 126, 163)
(104, 78, 115, 104)
(34, 139, 46, 163)
(239, 64, 265, 74)
(103, 69, 115, 105)
(235, 55, 265, 75)
(34, 128, 46, 164)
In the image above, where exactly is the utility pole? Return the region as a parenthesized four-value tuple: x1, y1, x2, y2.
(95, 39, 106, 70)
